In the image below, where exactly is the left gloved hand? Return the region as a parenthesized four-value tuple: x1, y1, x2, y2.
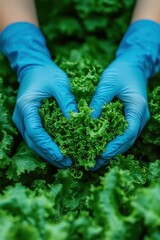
(90, 20, 160, 171)
(0, 22, 77, 168)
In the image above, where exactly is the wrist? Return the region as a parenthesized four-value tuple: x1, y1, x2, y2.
(0, 22, 52, 83)
(116, 19, 160, 79)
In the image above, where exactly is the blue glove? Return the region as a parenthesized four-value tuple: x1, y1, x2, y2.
(90, 20, 160, 171)
(0, 22, 77, 168)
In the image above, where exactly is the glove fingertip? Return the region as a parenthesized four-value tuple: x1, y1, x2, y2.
(62, 102, 78, 118)
(64, 157, 72, 167)
(89, 103, 103, 118)
(89, 156, 109, 171)
(89, 95, 105, 118)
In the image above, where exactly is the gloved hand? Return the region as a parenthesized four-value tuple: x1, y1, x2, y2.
(0, 22, 77, 168)
(90, 20, 160, 171)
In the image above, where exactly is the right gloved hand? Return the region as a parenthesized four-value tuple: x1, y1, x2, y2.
(90, 20, 160, 171)
(0, 22, 77, 168)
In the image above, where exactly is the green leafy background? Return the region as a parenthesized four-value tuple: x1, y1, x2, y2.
(0, 0, 160, 239)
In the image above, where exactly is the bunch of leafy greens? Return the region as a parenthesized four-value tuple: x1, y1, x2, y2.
(0, 0, 160, 239)
(0, 155, 160, 239)
(39, 55, 127, 171)
(141, 86, 160, 146)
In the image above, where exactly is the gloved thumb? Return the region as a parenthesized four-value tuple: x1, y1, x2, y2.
(49, 69, 78, 118)
(56, 88, 78, 118)
(89, 70, 119, 118)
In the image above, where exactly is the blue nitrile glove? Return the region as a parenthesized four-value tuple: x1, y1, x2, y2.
(90, 20, 160, 171)
(0, 22, 77, 168)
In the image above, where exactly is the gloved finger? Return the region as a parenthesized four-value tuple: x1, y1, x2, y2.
(57, 90, 78, 118)
(90, 100, 149, 171)
(25, 122, 72, 168)
(100, 92, 150, 155)
(13, 105, 72, 168)
(121, 93, 150, 133)
(24, 110, 72, 167)
(89, 156, 110, 172)
(89, 70, 119, 118)
(12, 106, 25, 138)
(24, 131, 72, 168)
(49, 70, 78, 118)
(137, 106, 150, 137)
(91, 135, 135, 171)
(90, 130, 136, 171)
(14, 98, 72, 167)
(99, 104, 147, 161)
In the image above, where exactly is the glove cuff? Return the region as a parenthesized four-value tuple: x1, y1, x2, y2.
(0, 22, 52, 83)
(116, 19, 160, 79)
